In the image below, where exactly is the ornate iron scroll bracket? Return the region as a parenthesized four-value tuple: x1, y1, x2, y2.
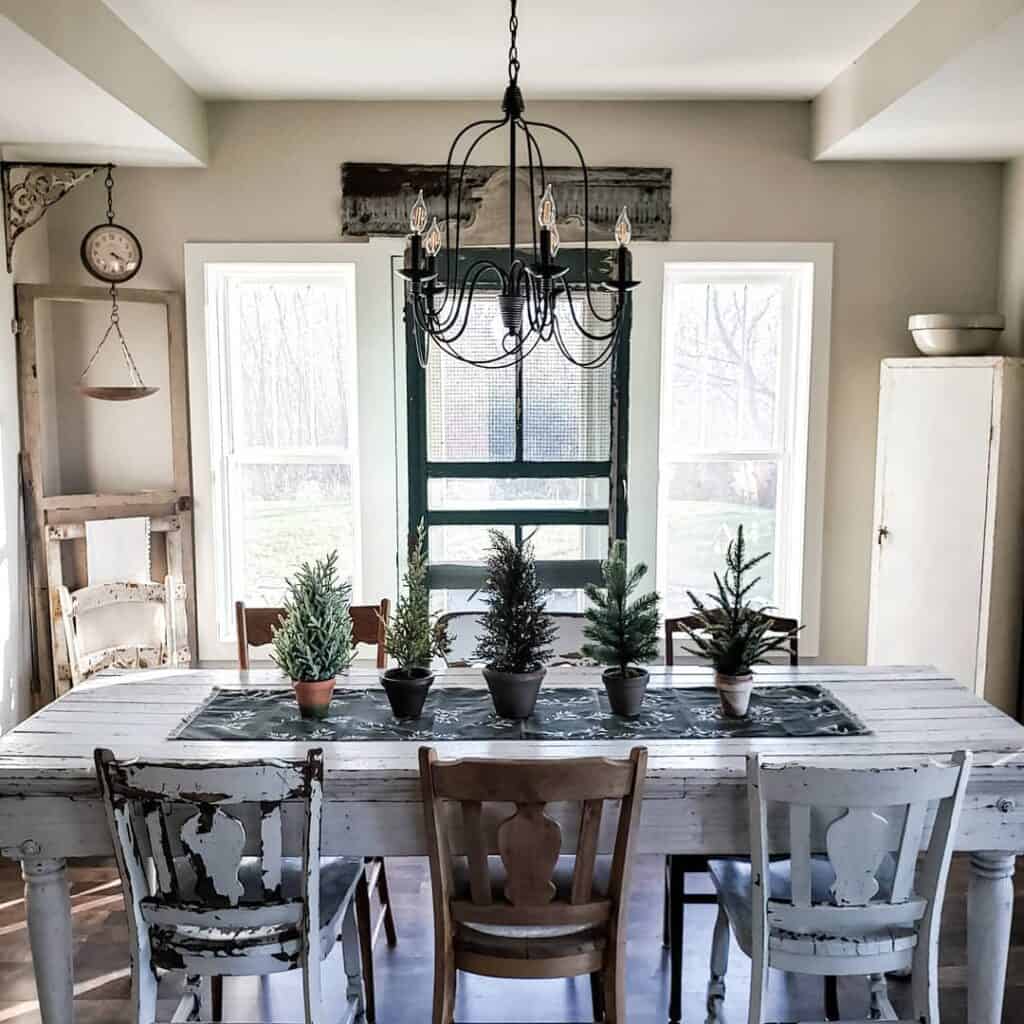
(2, 162, 102, 273)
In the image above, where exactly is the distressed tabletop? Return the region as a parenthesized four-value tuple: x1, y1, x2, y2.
(1, 664, 1023, 857)
(2, 664, 1022, 1024)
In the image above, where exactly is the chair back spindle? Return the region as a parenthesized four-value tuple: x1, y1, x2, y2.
(235, 599, 390, 669)
(664, 611, 799, 666)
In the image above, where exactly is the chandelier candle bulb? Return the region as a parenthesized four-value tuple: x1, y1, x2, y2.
(538, 184, 557, 228)
(614, 206, 632, 247)
(409, 189, 428, 235)
(424, 216, 442, 257)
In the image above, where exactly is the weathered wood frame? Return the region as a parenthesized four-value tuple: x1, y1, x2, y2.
(14, 283, 196, 704)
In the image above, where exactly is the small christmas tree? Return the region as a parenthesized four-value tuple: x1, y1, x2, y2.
(677, 524, 799, 676)
(271, 551, 354, 681)
(384, 522, 451, 677)
(582, 542, 660, 677)
(474, 530, 556, 674)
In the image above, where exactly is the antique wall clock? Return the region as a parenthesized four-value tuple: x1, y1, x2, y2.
(80, 166, 143, 283)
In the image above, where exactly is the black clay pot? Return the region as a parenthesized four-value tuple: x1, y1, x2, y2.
(482, 666, 546, 719)
(602, 667, 649, 718)
(381, 667, 434, 719)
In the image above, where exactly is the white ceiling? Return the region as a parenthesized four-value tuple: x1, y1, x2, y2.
(820, 9, 1024, 160)
(0, 14, 196, 165)
(100, 0, 920, 101)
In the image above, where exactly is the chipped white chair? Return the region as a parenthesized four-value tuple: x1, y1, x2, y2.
(95, 747, 366, 1024)
(59, 575, 189, 685)
(705, 751, 972, 1024)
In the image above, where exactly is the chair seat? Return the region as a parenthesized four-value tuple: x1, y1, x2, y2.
(165, 855, 363, 961)
(451, 854, 611, 953)
(707, 854, 899, 961)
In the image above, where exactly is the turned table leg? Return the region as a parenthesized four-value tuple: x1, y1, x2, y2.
(22, 857, 75, 1024)
(967, 851, 1016, 1024)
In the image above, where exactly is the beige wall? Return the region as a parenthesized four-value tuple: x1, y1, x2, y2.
(42, 100, 1005, 663)
(1001, 157, 1024, 353)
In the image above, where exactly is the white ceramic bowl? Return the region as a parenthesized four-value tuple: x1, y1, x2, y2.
(908, 313, 1005, 356)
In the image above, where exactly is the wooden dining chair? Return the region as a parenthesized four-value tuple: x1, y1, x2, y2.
(94, 747, 366, 1024)
(662, 609, 800, 1023)
(663, 611, 800, 667)
(235, 598, 391, 670)
(58, 575, 190, 685)
(234, 597, 397, 1022)
(419, 746, 648, 1024)
(705, 751, 972, 1024)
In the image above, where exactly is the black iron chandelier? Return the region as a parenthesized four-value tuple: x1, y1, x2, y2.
(397, 0, 640, 370)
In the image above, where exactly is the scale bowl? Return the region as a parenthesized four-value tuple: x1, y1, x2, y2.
(78, 385, 160, 401)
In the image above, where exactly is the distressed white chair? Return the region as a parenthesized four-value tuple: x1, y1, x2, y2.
(59, 575, 189, 685)
(95, 747, 366, 1024)
(705, 751, 972, 1024)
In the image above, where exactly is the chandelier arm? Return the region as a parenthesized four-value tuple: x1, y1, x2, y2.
(439, 116, 510, 308)
(522, 117, 621, 323)
(552, 314, 619, 370)
(561, 283, 625, 342)
(432, 321, 543, 371)
(516, 118, 548, 266)
(416, 256, 508, 336)
(516, 121, 539, 262)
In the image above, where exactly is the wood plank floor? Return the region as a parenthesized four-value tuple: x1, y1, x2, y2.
(0, 854, 1021, 1023)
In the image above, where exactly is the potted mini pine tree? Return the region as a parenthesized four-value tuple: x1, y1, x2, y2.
(474, 530, 556, 719)
(270, 551, 354, 719)
(380, 523, 452, 719)
(582, 542, 660, 717)
(677, 525, 800, 717)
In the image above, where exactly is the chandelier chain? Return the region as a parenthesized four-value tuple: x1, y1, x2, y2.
(507, 0, 520, 84)
(104, 164, 115, 224)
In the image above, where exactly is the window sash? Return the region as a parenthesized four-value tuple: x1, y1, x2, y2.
(656, 261, 811, 620)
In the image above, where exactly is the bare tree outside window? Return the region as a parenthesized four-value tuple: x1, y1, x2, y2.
(659, 267, 808, 617)
(208, 265, 360, 621)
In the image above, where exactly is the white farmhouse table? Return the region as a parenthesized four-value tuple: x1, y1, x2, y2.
(0, 664, 1022, 1024)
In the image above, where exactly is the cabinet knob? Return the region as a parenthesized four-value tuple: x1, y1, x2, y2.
(877, 526, 889, 545)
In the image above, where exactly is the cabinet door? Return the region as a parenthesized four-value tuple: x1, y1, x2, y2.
(868, 366, 994, 691)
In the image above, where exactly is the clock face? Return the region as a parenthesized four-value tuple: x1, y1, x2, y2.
(80, 223, 143, 283)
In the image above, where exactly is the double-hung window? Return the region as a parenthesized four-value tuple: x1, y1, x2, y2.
(656, 257, 826, 642)
(187, 240, 405, 662)
(407, 248, 631, 612)
(205, 263, 361, 612)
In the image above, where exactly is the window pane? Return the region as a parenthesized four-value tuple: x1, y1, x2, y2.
(428, 525, 511, 564)
(426, 294, 515, 462)
(525, 525, 608, 561)
(663, 277, 784, 454)
(428, 477, 609, 510)
(522, 289, 613, 461)
(236, 462, 355, 606)
(660, 460, 777, 614)
(226, 274, 357, 450)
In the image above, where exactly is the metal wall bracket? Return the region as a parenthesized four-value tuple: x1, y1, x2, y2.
(2, 162, 103, 273)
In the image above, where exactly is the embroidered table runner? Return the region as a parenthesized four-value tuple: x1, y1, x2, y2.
(172, 685, 869, 742)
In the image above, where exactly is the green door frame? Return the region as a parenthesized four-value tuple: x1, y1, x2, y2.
(405, 247, 632, 594)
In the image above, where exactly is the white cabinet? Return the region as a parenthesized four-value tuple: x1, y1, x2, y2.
(868, 357, 1024, 715)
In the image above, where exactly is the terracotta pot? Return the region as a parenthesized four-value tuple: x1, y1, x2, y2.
(602, 667, 649, 718)
(482, 667, 546, 719)
(381, 667, 434, 719)
(293, 677, 336, 719)
(714, 672, 753, 718)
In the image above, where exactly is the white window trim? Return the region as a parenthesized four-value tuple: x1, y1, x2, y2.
(628, 242, 833, 657)
(185, 239, 404, 664)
